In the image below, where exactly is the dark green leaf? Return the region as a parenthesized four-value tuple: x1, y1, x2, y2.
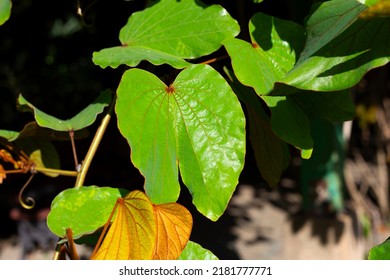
(93, 0, 240, 69)
(47, 186, 127, 239)
(0, 0, 11, 26)
(116, 64, 246, 221)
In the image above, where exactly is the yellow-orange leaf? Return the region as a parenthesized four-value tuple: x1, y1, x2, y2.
(152, 203, 193, 260)
(91, 190, 156, 260)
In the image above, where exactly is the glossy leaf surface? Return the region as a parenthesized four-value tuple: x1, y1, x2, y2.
(47, 186, 125, 239)
(17, 91, 111, 131)
(93, 0, 239, 69)
(368, 238, 390, 259)
(116, 64, 245, 221)
(178, 241, 219, 260)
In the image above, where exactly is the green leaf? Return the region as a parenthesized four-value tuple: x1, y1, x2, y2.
(17, 91, 112, 131)
(0, 0, 11, 26)
(368, 237, 390, 259)
(15, 138, 60, 177)
(224, 13, 305, 96)
(298, 0, 367, 63)
(178, 241, 218, 260)
(116, 64, 246, 221)
(93, 0, 240, 69)
(261, 95, 313, 159)
(292, 90, 356, 123)
(47, 186, 127, 239)
(281, 18, 390, 91)
(224, 67, 290, 187)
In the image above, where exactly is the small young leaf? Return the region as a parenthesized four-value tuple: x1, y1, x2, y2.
(116, 64, 246, 221)
(91, 190, 156, 260)
(178, 241, 219, 260)
(153, 203, 192, 260)
(93, 0, 240, 69)
(47, 186, 125, 239)
(17, 91, 111, 131)
(0, 0, 11, 26)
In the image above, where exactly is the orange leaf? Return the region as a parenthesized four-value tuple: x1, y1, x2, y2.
(91, 190, 156, 260)
(153, 203, 193, 260)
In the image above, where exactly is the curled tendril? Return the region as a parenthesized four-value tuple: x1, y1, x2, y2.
(18, 172, 36, 210)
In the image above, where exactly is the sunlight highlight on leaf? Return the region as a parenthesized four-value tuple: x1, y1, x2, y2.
(153, 203, 192, 260)
(91, 190, 156, 260)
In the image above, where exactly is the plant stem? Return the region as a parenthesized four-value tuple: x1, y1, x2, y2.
(74, 98, 115, 187)
(69, 130, 79, 170)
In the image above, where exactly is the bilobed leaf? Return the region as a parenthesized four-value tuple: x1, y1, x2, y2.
(298, 0, 367, 63)
(47, 186, 125, 239)
(17, 91, 111, 131)
(93, 0, 240, 69)
(15, 137, 60, 177)
(368, 237, 390, 259)
(91, 190, 156, 260)
(224, 13, 305, 96)
(0, 0, 11, 26)
(179, 241, 219, 260)
(153, 203, 192, 260)
(116, 64, 246, 221)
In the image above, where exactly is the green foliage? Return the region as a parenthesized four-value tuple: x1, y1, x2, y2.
(368, 238, 390, 259)
(0, 0, 11, 26)
(1, 0, 389, 260)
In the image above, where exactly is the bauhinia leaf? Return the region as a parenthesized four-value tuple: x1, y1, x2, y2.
(93, 0, 239, 69)
(153, 203, 192, 260)
(17, 90, 111, 132)
(116, 64, 246, 221)
(91, 190, 156, 260)
(0, 129, 19, 142)
(179, 241, 219, 260)
(47, 186, 125, 239)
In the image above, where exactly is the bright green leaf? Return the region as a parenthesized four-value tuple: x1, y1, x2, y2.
(224, 13, 305, 96)
(93, 0, 240, 69)
(17, 91, 111, 131)
(16, 138, 60, 177)
(47, 186, 126, 239)
(298, 0, 367, 63)
(116, 64, 246, 221)
(281, 18, 390, 91)
(178, 241, 219, 260)
(0, 0, 11, 26)
(261, 95, 313, 159)
(368, 238, 390, 259)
